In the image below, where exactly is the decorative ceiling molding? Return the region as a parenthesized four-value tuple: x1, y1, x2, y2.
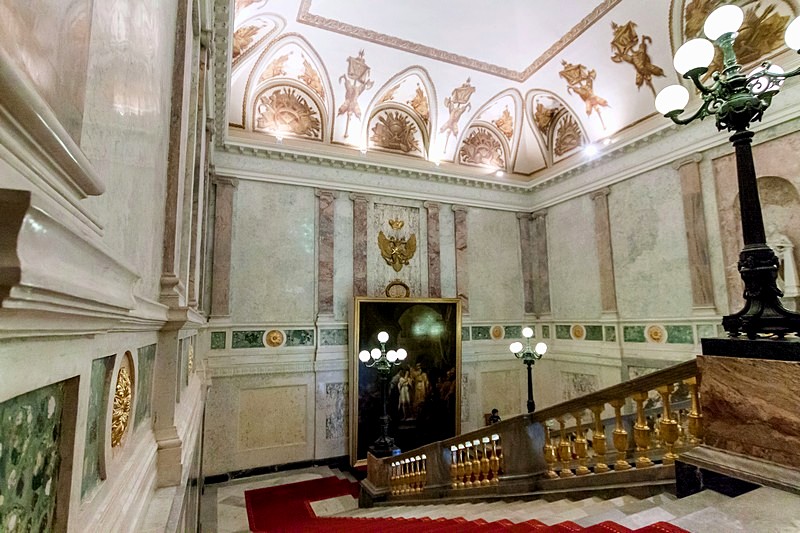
(296, 0, 622, 82)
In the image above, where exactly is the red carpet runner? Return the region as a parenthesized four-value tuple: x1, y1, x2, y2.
(244, 476, 688, 532)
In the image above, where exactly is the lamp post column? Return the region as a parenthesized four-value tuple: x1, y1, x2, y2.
(526, 360, 535, 414)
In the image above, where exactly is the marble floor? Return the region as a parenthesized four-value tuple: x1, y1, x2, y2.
(200, 466, 357, 533)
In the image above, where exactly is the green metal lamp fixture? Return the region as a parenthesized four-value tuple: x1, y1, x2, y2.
(509, 327, 547, 413)
(655, 4, 800, 339)
(359, 331, 407, 456)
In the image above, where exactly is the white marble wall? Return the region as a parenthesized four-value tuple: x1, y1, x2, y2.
(333, 195, 354, 321)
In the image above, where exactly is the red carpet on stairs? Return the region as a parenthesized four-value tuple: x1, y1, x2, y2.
(244, 476, 689, 533)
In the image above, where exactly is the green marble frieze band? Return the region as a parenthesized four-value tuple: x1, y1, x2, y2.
(210, 331, 226, 349)
(623, 325, 646, 343)
(604, 325, 617, 342)
(461, 327, 471, 341)
(665, 325, 694, 344)
(82, 355, 114, 499)
(319, 329, 347, 346)
(471, 326, 491, 340)
(542, 325, 550, 339)
(555, 325, 571, 340)
(232, 330, 266, 348)
(585, 325, 603, 341)
(504, 325, 522, 339)
(135, 344, 157, 429)
(0, 382, 65, 532)
(284, 329, 314, 346)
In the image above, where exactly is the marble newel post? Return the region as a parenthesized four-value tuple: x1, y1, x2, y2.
(316, 189, 337, 316)
(674, 154, 715, 313)
(351, 194, 369, 297)
(425, 202, 441, 297)
(531, 211, 551, 316)
(517, 212, 535, 314)
(453, 205, 469, 314)
(210, 175, 238, 318)
(591, 188, 618, 315)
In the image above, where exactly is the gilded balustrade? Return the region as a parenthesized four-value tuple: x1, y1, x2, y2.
(448, 433, 503, 489)
(389, 454, 428, 495)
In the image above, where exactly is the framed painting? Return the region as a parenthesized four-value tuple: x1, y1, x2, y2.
(350, 297, 462, 466)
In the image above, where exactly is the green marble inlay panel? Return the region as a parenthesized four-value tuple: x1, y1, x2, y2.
(555, 325, 571, 340)
(504, 326, 522, 339)
(604, 326, 617, 342)
(210, 331, 226, 350)
(585, 325, 603, 341)
(285, 329, 314, 347)
(461, 327, 471, 341)
(0, 382, 65, 532)
(82, 355, 114, 498)
(471, 326, 491, 340)
(623, 326, 646, 343)
(542, 325, 550, 339)
(232, 330, 266, 348)
(697, 324, 717, 340)
(666, 325, 694, 344)
(135, 344, 156, 429)
(320, 329, 348, 346)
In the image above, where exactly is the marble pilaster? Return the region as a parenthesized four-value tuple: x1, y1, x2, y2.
(517, 212, 535, 314)
(351, 194, 369, 297)
(531, 210, 551, 316)
(674, 154, 715, 311)
(425, 201, 441, 297)
(210, 175, 238, 318)
(453, 205, 469, 314)
(316, 189, 336, 315)
(591, 188, 618, 314)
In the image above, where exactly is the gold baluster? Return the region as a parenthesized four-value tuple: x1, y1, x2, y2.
(590, 405, 609, 473)
(399, 459, 407, 494)
(610, 399, 631, 471)
(556, 416, 575, 477)
(405, 458, 413, 494)
(684, 377, 704, 445)
(411, 457, 419, 493)
(450, 445, 459, 489)
(456, 444, 466, 489)
(420, 454, 427, 492)
(543, 421, 559, 478)
(632, 392, 654, 468)
(657, 385, 680, 465)
(414, 455, 422, 493)
(572, 411, 591, 475)
(464, 441, 474, 487)
(480, 437, 491, 486)
(471, 439, 482, 486)
(391, 461, 398, 495)
(490, 434, 501, 485)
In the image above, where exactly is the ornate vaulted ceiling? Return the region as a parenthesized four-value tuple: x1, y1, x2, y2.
(218, 0, 798, 187)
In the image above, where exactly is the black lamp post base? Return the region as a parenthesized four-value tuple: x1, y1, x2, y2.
(723, 244, 800, 339)
(368, 438, 400, 458)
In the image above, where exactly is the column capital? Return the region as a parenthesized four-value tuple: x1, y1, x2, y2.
(672, 153, 703, 170)
(452, 204, 468, 213)
(516, 211, 534, 220)
(531, 209, 547, 221)
(212, 174, 239, 188)
(590, 187, 611, 202)
(423, 201, 440, 211)
(315, 188, 338, 199)
(349, 193, 369, 203)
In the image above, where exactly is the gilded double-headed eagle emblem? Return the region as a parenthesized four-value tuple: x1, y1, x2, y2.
(378, 218, 416, 272)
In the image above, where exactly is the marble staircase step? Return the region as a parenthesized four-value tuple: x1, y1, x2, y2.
(617, 506, 678, 529)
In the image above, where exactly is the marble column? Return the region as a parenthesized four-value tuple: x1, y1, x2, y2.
(453, 205, 469, 314)
(675, 154, 715, 311)
(425, 201, 441, 298)
(316, 189, 336, 315)
(210, 175, 238, 318)
(591, 188, 618, 315)
(531, 210, 551, 316)
(351, 194, 369, 297)
(517, 212, 535, 314)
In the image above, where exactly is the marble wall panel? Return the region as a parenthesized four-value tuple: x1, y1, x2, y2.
(369, 202, 422, 296)
(439, 205, 457, 299)
(80, 0, 177, 299)
(0, 382, 67, 532)
(548, 195, 602, 319)
(333, 194, 354, 321)
(238, 386, 307, 450)
(82, 354, 114, 499)
(134, 344, 156, 428)
(608, 166, 693, 318)
(561, 371, 599, 401)
(314, 372, 349, 460)
(229, 182, 316, 323)
(481, 369, 522, 421)
(467, 208, 523, 321)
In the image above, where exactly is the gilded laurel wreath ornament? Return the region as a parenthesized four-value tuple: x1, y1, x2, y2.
(111, 367, 133, 447)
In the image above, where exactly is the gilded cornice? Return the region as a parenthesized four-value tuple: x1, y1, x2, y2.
(296, 0, 622, 82)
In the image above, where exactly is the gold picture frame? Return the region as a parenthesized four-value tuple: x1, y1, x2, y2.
(350, 297, 462, 466)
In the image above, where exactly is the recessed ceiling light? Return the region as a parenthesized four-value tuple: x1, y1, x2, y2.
(495, 170, 504, 177)
(603, 138, 612, 146)
(584, 144, 598, 156)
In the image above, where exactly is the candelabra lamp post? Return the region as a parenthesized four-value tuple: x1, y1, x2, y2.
(509, 327, 547, 413)
(655, 4, 800, 339)
(358, 331, 407, 457)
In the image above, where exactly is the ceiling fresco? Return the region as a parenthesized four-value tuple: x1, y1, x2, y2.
(221, 0, 799, 186)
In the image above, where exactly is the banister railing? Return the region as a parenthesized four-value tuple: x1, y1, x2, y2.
(369, 359, 701, 501)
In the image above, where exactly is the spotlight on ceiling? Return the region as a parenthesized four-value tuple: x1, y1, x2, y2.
(495, 170, 504, 177)
(584, 144, 598, 156)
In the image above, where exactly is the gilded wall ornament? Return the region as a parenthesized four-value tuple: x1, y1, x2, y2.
(554, 115, 583, 156)
(559, 60, 609, 129)
(493, 106, 514, 139)
(337, 50, 374, 138)
(378, 231, 417, 272)
(647, 325, 667, 343)
(299, 57, 325, 98)
(381, 83, 401, 103)
(255, 87, 321, 138)
(232, 25, 259, 60)
(388, 218, 404, 230)
(610, 21, 665, 96)
(458, 128, 505, 168)
(265, 329, 285, 347)
(684, 0, 718, 38)
(370, 111, 420, 153)
(440, 78, 476, 149)
(111, 366, 132, 448)
(408, 84, 430, 125)
(385, 279, 411, 298)
(533, 100, 562, 137)
(260, 53, 290, 82)
(571, 324, 586, 340)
